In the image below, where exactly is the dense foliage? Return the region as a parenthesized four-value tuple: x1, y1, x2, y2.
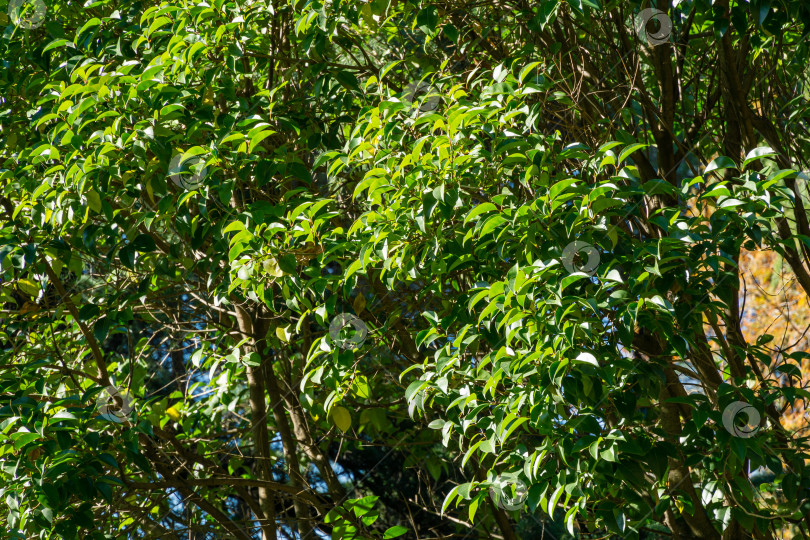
(2, 0, 810, 538)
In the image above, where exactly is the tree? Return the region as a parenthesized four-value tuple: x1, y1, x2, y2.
(1, 0, 810, 539)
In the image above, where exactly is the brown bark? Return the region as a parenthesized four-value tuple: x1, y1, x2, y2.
(235, 305, 277, 540)
(42, 259, 112, 386)
(636, 330, 720, 539)
(260, 346, 315, 538)
(659, 384, 721, 540)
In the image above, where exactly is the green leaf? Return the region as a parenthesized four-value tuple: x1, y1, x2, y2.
(417, 6, 439, 35)
(329, 406, 352, 432)
(547, 484, 564, 516)
(383, 526, 408, 538)
(560, 273, 589, 290)
(742, 146, 777, 169)
(243, 352, 261, 366)
(535, 0, 560, 30)
(18, 279, 40, 298)
(464, 203, 497, 225)
(479, 215, 508, 237)
(43, 39, 70, 53)
(249, 130, 276, 154)
(352, 375, 371, 399)
(618, 143, 647, 165)
(756, 1, 771, 25)
(500, 417, 528, 442)
(574, 352, 598, 366)
(519, 62, 543, 83)
(700, 184, 733, 199)
(462, 440, 484, 469)
(86, 189, 102, 212)
(12, 431, 40, 450)
(132, 234, 156, 252)
(278, 254, 298, 274)
(275, 325, 291, 343)
(705, 156, 738, 174)
(549, 177, 578, 200)
(75, 18, 102, 42)
(222, 221, 246, 234)
(262, 257, 284, 277)
(441, 485, 461, 515)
